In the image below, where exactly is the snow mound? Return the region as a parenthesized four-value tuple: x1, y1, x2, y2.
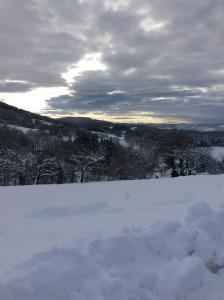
(1, 202, 224, 300)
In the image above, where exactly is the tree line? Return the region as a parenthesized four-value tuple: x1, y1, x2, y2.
(0, 125, 224, 186)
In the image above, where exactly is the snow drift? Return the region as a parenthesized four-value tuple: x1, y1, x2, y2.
(1, 202, 224, 300)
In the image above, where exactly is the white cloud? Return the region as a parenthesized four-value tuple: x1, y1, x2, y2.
(62, 52, 107, 85)
(140, 17, 167, 32)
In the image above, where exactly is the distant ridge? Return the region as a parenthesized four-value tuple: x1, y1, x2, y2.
(0, 101, 224, 132)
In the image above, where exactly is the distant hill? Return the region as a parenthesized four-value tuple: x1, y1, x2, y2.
(0, 101, 224, 187)
(0, 101, 57, 129)
(59, 116, 129, 133)
(0, 101, 224, 135)
(150, 123, 224, 132)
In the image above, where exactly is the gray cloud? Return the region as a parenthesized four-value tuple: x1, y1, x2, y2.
(0, 0, 85, 88)
(1, 0, 224, 123)
(0, 81, 35, 93)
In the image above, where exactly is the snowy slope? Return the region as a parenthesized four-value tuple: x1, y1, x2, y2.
(211, 146, 224, 161)
(91, 130, 128, 147)
(7, 124, 38, 133)
(0, 124, 38, 134)
(0, 175, 224, 299)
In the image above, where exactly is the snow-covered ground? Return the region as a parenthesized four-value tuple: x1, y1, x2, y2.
(91, 131, 128, 147)
(0, 175, 224, 299)
(0, 124, 38, 134)
(211, 146, 224, 161)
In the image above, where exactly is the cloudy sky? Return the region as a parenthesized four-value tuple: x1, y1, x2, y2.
(0, 0, 224, 123)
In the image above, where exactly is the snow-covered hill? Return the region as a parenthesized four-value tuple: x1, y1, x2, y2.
(1, 175, 224, 299)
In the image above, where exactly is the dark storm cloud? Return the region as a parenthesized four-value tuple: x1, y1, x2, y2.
(1, 0, 224, 123)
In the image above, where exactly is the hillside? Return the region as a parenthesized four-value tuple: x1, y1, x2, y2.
(0, 101, 56, 128)
(1, 101, 224, 134)
(1, 175, 224, 299)
(1, 101, 224, 187)
(152, 123, 224, 132)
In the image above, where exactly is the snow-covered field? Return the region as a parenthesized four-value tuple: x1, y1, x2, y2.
(1, 175, 224, 299)
(211, 146, 224, 161)
(0, 124, 38, 134)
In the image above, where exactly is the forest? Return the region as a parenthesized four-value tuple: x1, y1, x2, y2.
(1, 124, 224, 186)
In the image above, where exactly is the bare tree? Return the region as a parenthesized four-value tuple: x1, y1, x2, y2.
(68, 149, 104, 183)
(34, 158, 59, 184)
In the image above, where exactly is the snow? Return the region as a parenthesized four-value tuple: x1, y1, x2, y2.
(1, 175, 224, 299)
(91, 131, 128, 147)
(118, 135, 128, 147)
(211, 146, 224, 161)
(39, 120, 52, 126)
(2, 124, 38, 134)
(62, 135, 76, 142)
